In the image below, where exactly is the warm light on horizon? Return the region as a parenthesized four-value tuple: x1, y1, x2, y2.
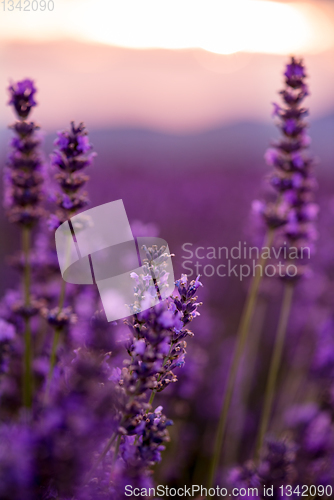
(76, 0, 334, 55)
(0, 0, 333, 55)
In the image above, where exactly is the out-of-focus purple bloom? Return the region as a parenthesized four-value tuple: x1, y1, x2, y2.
(312, 319, 334, 380)
(228, 439, 295, 499)
(7, 79, 37, 119)
(131, 219, 160, 238)
(47, 213, 62, 231)
(28, 350, 122, 499)
(0, 319, 16, 376)
(257, 439, 296, 489)
(284, 57, 306, 87)
(0, 424, 33, 500)
(286, 403, 334, 487)
(0, 319, 15, 342)
(41, 305, 77, 329)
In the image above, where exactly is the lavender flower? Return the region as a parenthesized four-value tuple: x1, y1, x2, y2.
(113, 406, 173, 494)
(255, 57, 318, 279)
(251, 58, 318, 474)
(42, 123, 97, 396)
(125, 272, 202, 395)
(5, 79, 44, 227)
(49, 122, 96, 228)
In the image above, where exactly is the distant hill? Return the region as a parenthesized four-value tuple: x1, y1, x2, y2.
(0, 116, 333, 295)
(51, 116, 334, 171)
(1, 115, 333, 174)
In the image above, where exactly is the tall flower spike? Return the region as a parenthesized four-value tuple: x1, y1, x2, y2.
(5, 79, 44, 227)
(44, 123, 96, 398)
(275, 58, 318, 279)
(49, 121, 96, 229)
(257, 57, 317, 244)
(255, 57, 317, 460)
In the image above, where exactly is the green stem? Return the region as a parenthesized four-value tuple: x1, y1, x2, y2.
(113, 434, 121, 465)
(22, 226, 33, 408)
(148, 387, 157, 408)
(86, 433, 117, 483)
(228, 294, 268, 465)
(23, 227, 31, 305)
(45, 274, 67, 402)
(58, 279, 67, 311)
(109, 434, 122, 481)
(146, 341, 174, 412)
(207, 228, 274, 488)
(88, 387, 139, 482)
(255, 282, 294, 459)
(23, 318, 32, 408)
(44, 327, 61, 402)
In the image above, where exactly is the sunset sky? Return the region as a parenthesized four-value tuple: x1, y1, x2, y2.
(0, 0, 334, 132)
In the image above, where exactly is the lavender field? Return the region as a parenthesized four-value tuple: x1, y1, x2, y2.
(1, 55, 334, 500)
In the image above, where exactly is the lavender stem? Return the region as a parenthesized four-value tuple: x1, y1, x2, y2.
(255, 281, 294, 459)
(147, 342, 174, 410)
(208, 228, 274, 488)
(229, 294, 269, 464)
(22, 226, 33, 408)
(44, 326, 61, 402)
(58, 279, 67, 310)
(45, 244, 69, 400)
(85, 433, 118, 483)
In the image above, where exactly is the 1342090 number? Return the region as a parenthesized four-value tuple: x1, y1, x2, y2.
(1, 0, 54, 10)
(280, 485, 333, 497)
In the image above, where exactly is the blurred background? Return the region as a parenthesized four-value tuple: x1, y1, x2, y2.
(1, 0, 334, 485)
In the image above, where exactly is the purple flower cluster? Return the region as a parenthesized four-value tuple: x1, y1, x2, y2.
(49, 121, 96, 229)
(254, 57, 318, 279)
(229, 439, 296, 499)
(285, 404, 334, 488)
(125, 274, 202, 395)
(4, 79, 44, 227)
